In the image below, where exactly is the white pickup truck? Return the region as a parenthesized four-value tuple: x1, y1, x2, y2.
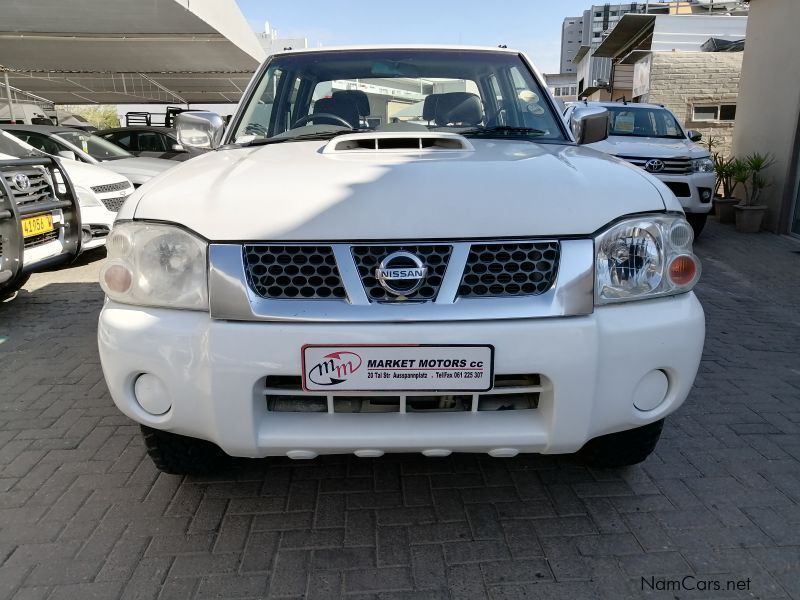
(98, 46, 705, 474)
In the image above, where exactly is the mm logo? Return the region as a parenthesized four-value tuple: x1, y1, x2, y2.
(307, 351, 362, 386)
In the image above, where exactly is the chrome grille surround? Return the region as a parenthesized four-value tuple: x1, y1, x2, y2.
(91, 181, 132, 194)
(243, 244, 347, 300)
(618, 155, 692, 175)
(459, 242, 559, 297)
(1, 168, 52, 206)
(210, 239, 594, 323)
(351, 244, 452, 302)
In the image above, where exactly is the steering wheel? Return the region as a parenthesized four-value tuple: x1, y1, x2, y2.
(292, 113, 354, 129)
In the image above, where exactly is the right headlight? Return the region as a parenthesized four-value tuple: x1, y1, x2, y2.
(595, 214, 700, 304)
(99, 221, 208, 310)
(75, 186, 102, 208)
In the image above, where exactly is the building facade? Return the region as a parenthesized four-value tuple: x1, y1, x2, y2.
(560, 16, 584, 74)
(732, 0, 800, 235)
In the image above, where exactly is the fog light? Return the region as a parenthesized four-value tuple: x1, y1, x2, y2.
(633, 370, 669, 412)
(699, 188, 712, 203)
(134, 374, 171, 415)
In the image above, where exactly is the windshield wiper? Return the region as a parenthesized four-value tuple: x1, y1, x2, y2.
(224, 129, 371, 149)
(461, 125, 547, 137)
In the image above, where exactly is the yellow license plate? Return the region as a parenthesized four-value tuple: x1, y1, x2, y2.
(21, 214, 55, 238)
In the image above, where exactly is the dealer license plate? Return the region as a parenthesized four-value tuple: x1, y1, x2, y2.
(21, 214, 54, 238)
(302, 345, 494, 392)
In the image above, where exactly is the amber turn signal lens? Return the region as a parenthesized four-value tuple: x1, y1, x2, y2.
(668, 255, 697, 286)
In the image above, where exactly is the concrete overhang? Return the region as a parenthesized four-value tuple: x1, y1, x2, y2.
(0, 0, 266, 104)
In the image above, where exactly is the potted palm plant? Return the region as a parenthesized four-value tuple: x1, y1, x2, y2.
(734, 152, 774, 233)
(715, 157, 746, 224)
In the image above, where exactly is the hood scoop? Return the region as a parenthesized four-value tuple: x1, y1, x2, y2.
(323, 132, 474, 154)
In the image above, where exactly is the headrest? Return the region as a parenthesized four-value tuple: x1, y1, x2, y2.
(313, 96, 360, 128)
(333, 90, 370, 117)
(423, 92, 483, 126)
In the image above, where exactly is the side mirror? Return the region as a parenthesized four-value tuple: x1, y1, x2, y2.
(569, 106, 609, 145)
(171, 143, 186, 152)
(57, 150, 76, 161)
(175, 111, 225, 150)
(687, 130, 702, 142)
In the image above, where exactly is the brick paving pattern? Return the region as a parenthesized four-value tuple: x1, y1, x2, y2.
(0, 220, 799, 599)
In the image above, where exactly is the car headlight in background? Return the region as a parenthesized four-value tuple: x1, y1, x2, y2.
(75, 186, 102, 208)
(691, 157, 714, 173)
(100, 222, 208, 310)
(595, 214, 700, 304)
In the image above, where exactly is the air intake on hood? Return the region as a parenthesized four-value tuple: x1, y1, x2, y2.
(323, 132, 474, 154)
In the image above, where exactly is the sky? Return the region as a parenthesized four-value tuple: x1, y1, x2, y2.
(234, 0, 600, 74)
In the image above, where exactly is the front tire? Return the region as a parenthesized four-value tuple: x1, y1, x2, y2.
(0, 272, 30, 301)
(577, 419, 664, 468)
(686, 212, 707, 238)
(141, 426, 231, 475)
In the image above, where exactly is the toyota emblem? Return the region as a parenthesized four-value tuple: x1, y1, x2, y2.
(12, 173, 31, 192)
(375, 251, 427, 298)
(645, 159, 665, 173)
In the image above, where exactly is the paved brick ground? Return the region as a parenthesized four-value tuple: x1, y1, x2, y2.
(0, 220, 799, 600)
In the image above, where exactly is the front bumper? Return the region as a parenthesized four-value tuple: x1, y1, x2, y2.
(98, 293, 705, 458)
(656, 171, 715, 214)
(78, 205, 115, 251)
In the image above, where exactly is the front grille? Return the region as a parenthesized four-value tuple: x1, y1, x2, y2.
(352, 244, 452, 302)
(459, 242, 559, 297)
(1, 168, 52, 206)
(664, 181, 691, 197)
(99, 196, 128, 212)
(91, 181, 132, 194)
(264, 374, 543, 413)
(619, 155, 692, 175)
(24, 229, 59, 249)
(243, 245, 347, 299)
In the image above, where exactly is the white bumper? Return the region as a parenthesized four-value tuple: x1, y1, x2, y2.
(98, 293, 705, 458)
(656, 171, 715, 214)
(79, 205, 116, 251)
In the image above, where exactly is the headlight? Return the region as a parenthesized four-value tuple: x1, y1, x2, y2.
(100, 222, 208, 310)
(76, 186, 102, 208)
(595, 214, 700, 304)
(692, 157, 714, 173)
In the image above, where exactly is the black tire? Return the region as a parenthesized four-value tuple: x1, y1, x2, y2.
(141, 426, 231, 475)
(686, 212, 707, 238)
(577, 419, 664, 468)
(0, 272, 31, 301)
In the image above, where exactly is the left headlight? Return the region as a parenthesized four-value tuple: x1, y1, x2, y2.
(692, 157, 714, 173)
(100, 221, 208, 310)
(595, 214, 700, 305)
(76, 186, 102, 208)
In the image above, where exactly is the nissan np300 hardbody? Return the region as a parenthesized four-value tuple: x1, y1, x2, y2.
(98, 47, 705, 474)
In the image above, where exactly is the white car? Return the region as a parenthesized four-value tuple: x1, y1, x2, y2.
(98, 46, 705, 474)
(1, 130, 132, 250)
(0, 125, 174, 187)
(564, 101, 716, 236)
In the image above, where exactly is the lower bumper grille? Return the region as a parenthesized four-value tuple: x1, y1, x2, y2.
(99, 196, 129, 212)
(264, 374, 543, 414)
(24, 229, 59, 249)
(664, 181, 691, 197)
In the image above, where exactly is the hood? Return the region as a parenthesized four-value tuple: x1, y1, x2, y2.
(588, 136, 708, 159)
(100, 157, 175, 185)
(128, 137, 671, 241)
(57, 157, 131, 190)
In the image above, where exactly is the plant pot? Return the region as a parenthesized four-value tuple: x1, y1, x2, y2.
(734, 204, 767, 233)
(715, 197, 738, 223)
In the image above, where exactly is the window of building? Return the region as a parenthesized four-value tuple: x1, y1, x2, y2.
(595, 11, 602, 17)
(692, 103, 737, 122)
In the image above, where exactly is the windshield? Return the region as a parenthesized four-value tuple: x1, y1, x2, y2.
(606, 106, 685, 139)
(0, 130, 46, 159)
(55, 131, 132, 160)
(232, 49, 566, 144)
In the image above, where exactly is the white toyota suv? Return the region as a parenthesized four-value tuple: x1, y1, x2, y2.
(98, 47, 705, 474)
(564, 101, 715, 236)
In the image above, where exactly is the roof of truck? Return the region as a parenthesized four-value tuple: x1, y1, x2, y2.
(272, 44, 523, 56)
